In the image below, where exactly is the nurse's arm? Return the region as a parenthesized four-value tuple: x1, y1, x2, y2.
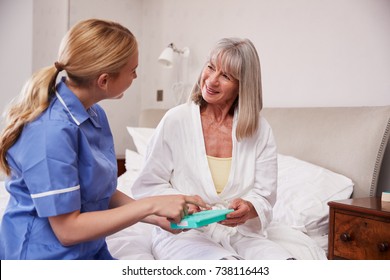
(108, 189, 135, 207)
(108, 189, 169, 227)
(108, 190, 176, 226)
(108, 190, 209, 227)
(48, 193, 206, 246)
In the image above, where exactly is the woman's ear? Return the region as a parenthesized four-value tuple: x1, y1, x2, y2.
(97, 73, 109, 90)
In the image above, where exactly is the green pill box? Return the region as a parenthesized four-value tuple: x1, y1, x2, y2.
(171, 209, 234, 229)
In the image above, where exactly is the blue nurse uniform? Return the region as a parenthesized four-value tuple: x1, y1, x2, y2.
(0, 78, 118, 259)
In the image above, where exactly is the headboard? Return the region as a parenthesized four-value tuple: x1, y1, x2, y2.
(139, 106, 390, 198)
(261, 107, 390, 198)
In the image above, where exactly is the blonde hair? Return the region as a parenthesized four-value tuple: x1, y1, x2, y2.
(0, 19, 137, 175)
(190, 38, 262, 141)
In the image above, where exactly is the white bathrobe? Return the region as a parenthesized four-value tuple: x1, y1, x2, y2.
(132, 102, 292, 259)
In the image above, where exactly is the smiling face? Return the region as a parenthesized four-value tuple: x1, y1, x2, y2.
(200, 58, 239, 108)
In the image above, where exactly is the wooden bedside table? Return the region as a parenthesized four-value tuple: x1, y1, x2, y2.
(116, 158, 126, 177)
(328, 197, 390, 260)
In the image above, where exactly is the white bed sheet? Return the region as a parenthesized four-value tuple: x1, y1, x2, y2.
(106, 170, 328, 260)
(107, 169, 156, 259)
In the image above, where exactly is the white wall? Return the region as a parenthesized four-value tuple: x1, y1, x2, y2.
(1, 0, 390, 157)
(0, 0, 68, 123)
(141, 0, 390, 109)
(32, 0, 69, 70)
(0, 0, 33, 115)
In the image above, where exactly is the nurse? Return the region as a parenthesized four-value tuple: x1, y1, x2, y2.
(0, 19, 206, 260)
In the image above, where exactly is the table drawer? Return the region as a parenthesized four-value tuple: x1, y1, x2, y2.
(333, 212, 390, 259)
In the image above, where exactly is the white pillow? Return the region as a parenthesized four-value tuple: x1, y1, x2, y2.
(273, 154, 353, 236)
(126, 127, 155, 156)
(125, 149, 144, 171)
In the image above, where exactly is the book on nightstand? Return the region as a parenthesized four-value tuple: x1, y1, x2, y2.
(382, 191, 390, 202)
(381, 191, 390, 211)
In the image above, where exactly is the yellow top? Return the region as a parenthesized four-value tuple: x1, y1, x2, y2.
(207, 155, 232, 194)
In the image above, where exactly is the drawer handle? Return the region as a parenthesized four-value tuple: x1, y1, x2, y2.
(340, 232, 351, 242)
(378, 242, 389, 252)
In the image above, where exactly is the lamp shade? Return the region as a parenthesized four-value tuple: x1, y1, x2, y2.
(158, 47, 174, 68)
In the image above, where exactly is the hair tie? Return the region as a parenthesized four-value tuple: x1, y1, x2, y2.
(54, 61, 64, 72)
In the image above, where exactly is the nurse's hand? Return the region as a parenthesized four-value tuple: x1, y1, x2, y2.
(152, 216, 187, 234)
(220, 198, 258, 227)
(147, 194, 209, 224)
(187, 195, 212, 214)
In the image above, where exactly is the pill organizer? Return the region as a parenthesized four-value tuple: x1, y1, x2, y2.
(170, 209, 234, 229)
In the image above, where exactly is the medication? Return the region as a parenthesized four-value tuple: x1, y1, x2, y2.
(171, 209, 234, 229)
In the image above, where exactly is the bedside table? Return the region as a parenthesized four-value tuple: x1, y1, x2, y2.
(117, 158, 126, 177)
(328, 197, 390, 260)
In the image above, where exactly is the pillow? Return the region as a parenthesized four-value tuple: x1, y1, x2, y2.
(126, 127, 155, 156)
(273, 154, 354, 236)
(125, 149, 144, 171)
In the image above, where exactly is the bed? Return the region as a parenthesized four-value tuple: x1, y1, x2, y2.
(1, 105, 389, 260)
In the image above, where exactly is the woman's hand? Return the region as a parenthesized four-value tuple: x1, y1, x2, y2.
(220, 198, 258, 227)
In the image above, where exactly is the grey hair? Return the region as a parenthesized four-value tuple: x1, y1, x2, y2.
(190, 38, 262, 140)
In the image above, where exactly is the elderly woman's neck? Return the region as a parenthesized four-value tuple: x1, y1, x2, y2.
(201, 104, 234, 124)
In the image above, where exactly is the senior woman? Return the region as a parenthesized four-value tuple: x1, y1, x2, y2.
(132, 38, 294, 260)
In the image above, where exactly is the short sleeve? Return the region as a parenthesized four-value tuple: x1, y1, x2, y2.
(21, 121, 81, 217)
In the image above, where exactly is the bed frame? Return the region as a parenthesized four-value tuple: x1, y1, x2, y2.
(120, 105, 390, 198)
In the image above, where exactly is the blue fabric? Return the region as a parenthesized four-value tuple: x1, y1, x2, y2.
(0, 78, 117, 259)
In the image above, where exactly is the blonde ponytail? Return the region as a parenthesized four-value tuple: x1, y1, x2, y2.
(0, 66, 59, 175)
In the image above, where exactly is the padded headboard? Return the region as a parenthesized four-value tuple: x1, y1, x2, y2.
(139, 109, 167, 129)
(139, 106, 390, 198)
(262, 107, 390, 198)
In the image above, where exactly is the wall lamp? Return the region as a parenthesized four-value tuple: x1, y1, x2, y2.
(158, 43, 190, 68)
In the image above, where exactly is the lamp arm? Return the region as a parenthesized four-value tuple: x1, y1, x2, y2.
(169, 43, 188, 56)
